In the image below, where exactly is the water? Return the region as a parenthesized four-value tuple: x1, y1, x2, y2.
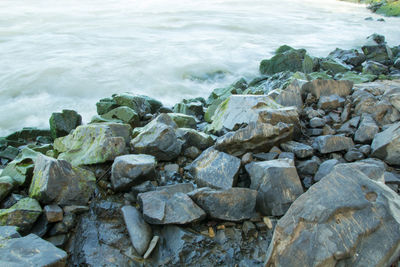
(1, 0, 399, 136)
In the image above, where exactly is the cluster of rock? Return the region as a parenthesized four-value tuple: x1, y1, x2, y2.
(0, 34, 400, 266)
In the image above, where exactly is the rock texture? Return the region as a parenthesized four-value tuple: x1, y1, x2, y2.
(371, 122, 400, 165)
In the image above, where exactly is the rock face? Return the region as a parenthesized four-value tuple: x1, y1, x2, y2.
(49, 109, 82, 139)
(245, 159, 303, 216)
(313, 135, 354, 154)
(111, 154, 157, 192)
(131, 114, 183, 161)
(190, 147, 241, 189)
(215, 122, 293, 156)
(0, 234, 67, 266)
(188, 187, 258, 222)
(55, 123, 131, 166)
(265, 164, 400, 267)
(371, 122, 400, 165)
(29, 154, 96, 206)
(0, 198, 42, 232)
(138, 184, 206, 225)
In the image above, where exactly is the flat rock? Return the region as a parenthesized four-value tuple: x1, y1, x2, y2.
(0, 198, 42, 232)
(265, 163, 400, 267)
(371, 122, 400, 165)
(166, 113, 197, 128)
(190, 147, 241, 189)
(280, 141, 313, 159)
(312, 135, 354, 154)
(188, 187, 258, 222)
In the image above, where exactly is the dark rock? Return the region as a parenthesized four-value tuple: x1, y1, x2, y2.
(48, 212, 76, 236)
(188, 187, 257, 222)
(362, 44, 393, 65)
(301, 80, 353, 100)
(328, 48, 366, 67)
(112, 93, 152, 118)
(273, 79, 304, 110)
(253, 152, 279, 161)
(183, 146, 201, 159)
(344, 148, 365, 162)
(371, 122, 400, 165)
(63, 205, 89, 214)
(296, 156, 320, 176)
(167, 113, 197, 128)
(314, 159, 339, 182)
(44, 204, 63, 223)
(190, 147, 241, 189)
(320, 58, 352, 75)
(173, 98, 205, 118)
(176, 128, 214, 150)
(49, 109, 82, 139)
(280, 141, 313, 159)
(337, 116, 360, 135)
(0, 146, 19, 161)
(309, 117, 325, 128)
(0, 198, 42, 232)
(0, 176, 14, 202)
(362, 61, 389, 75)
(46, 234, 68, 248)
(312, 135, 354, 154)
(96, 97, 118, 115)
(31, 214, 51, 237)
(0, 193, 24, 209)
(5, 127, 52, 147)
(354, 114, 379, 143)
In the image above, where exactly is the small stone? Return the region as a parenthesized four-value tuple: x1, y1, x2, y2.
(263, 217, 273, 229)
(46, 234, 68, 248)
(278, 152, 295, 160)
(354, 115, 379, 143)
(359, 145, 371, 156)
(242, 221, 257, 237)
(143, 236, 159, 259)
(63, 205, 89, 214)
(318, 94, 345, 110)
(44, 205, 63, 223)
(296, 156, 321, 176)
(183, 146, 201, 159)
(309, 117, 326, 128)
(344, 149, 365, 162)
(241, 153, 253, 165)
(208, 227, 215, 238)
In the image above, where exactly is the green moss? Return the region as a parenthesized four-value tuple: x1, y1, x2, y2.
(376, 1, 400, 16)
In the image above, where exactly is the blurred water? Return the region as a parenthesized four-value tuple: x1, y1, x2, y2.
(0, 0, 399, 135)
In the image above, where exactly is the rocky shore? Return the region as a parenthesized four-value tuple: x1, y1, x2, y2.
(342, 0, 400, 17)
(0, 33, 400, 266)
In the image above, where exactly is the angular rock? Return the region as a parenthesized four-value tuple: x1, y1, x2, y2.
(188, 187, 258, 222)
(100, 106, 140, 127)
(245, 159, 304, 216)
(313, 135, 354, 154)
(320, 58, 352, 75)
(371, 122, 400, 165)
(112, 93, 152, 118)
(111, 154, 157, 192)
(309, 117, 325, 128)
(354, 114, 379, 143)
(176, 128, 214, 150)
(296, 156, 320, 176)
(0, 176, 14, 202)
(362, 44, 393, 65)
(173, 98, 204, 117)
(0, 198, 42, 232)
(362, 61, 389, 76)
(1, 148, 39, 186)
(55, 123, 131, 166)
(0, 146, 19, 161)
(96, 97, 118, 115)
(335, 159, 385, 183)
(265, 163, 400, 267)
(344, 148, 365, 162)
(272, 79, 304, 110)
(49, 109, 82, 139)
(44, 205, 63, 223)
(328, 48, 366, 67)
(167, 113, 197, 129)
(29, 154, 96, 205)
(301, 80, 353, 100)
(317, 94, 345, 110)
(121, 205, 152, 256)
(280, 141, 313, 159)
(190, 147, 241, 189)
(313, 159, 339, 182)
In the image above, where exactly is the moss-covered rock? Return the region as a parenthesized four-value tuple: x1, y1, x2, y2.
(112, 93, 152, 117)
(0, 176, 15, 202)
(0, 198, 42, 232)
(335, 71, 377, 83)
(166, 113, 197, 129)
(173, 98, 205, 118)
(99, 106, 140, 127)
(49, 109, 82, 139)
(320, 58, 352, 76)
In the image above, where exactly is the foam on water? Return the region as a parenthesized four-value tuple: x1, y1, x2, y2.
(1, 0, 399, 136)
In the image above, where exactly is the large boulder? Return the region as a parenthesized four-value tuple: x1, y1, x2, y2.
(55, 123, 131, 166)
(312, 135, 354, 154)
(362, 44, 393, 65)
(0, 198, 42, 232)
(245, 159, 303, 216)
(188, 187, 258, 222)
(49, 109, 82, 139)
(265, 164, 400, 267)
(29, 154, 96, 205)
(371, 122, 400, 165)
(131, 114, 183, 161)
(301, 79, 353, 100)
(189, 147, 241, 189)
(111, 154, 157, 192)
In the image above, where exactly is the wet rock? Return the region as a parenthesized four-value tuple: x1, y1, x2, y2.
(0, 198, 42, 232)
(190, 147, 241, 189)
(49, 109, 82, 139)
(112, 93, 152, 118)
(265, 163, 400, 267)
(371, 122, 400, 165)
(0, 146, 19, 161)
(317, 94, 345, 110)
(320, 58, 352, 75)
(301, 80, 353, 100)
(354, 114, 379, 143)
(111, 154, 157, 192)
(312, 135, 354, 154)
(44, 205, 63, 223)
(309, 117, 325, 128)
(362, 61, 389, 75)
(121, 205, 152, 256)
(0, 176, 14, 202)
(0, 226, 20, 240)
(188, 187, 257, 222)
(0, 234, 67, 266)
(280, 141, 313, 159)
(328, 48, 366, 67)
(362, 43, 393, 65)
(55, 123, 131, 166)
(131, 114, 183, 161)
(215, 122, 293, 156)
(314, 159, 339, 182)
(167, 113, 197, 128)
(173, 98, 205, 118)
(100, 106, 140, 127)
(29, 154, 96, 206)
(245, 159, 303, 216)
(176, 128, 214, 150)
(138, 184, 205, 225)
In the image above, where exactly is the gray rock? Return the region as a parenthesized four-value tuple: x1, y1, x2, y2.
(111, 154, 157, 192)
(362, 61, 389, 76)
(138, 184, 205, 225)
(371, 122, 400, 165)
(0, 234, 67, 266)
(143, 235, 159, 259)
(112, 93, 152, 118)
(296, 156, 320, 176)
(314, 159, 339, 182)
(273, 79, 304, 110)
(312, 135, 354, 154)
(44, 205, 63, 223)
(278, 152, 295, 160)
(328, 48, 366, 67)
(245, 159, 303, 216)
(317, 94, 345, 110)
(309, 117, 325, 128)
(166, 113, 197, 128)
(334, 159, 385, 183)
(29, 154, 96, 206)
(337, 116, 360, 135)
(100, 106, 140, 127)
(344, 148, 365, 162)
(49, 109, 82, 139)
(354, 115, 379, 143)
(0, 176, 14, 202)
(121, 205, 152, 256)
(173, 99, 204, 117)
(265, 163, 400, 267)
(253, 152, 279, 161)
(215, 122, 293, 156)
(183, 146, 201, 159)
(0, 198, 42, 232)
(280, 141, 313, 159)
(301, 80, 353, 100)
(359, 144, 372, 156)
(0, 226, 20, 240)
(176, 128, 214, 150)
(190, 147, 241, 190)
(46, 234, 68, 248)
(188, 187, 258, 222)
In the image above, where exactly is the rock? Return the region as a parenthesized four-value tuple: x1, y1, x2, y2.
(278, 152, 295, 160)
(190, 147, 241, 189)
(215, 122, 293, 156)
(336, 71, 377, 84)
(337, 116, 360, 135)
(272, 79, 304, 110)
(280, 141, 313, 159)
(29, 154, 96, 205)
(167, 113, 197, 128)
(0, 226, 20, 240)
(0, 234, 67, 266)
(112, 93, 152, 118)
(188, 187, 258, 222)
(362, 44, 393, 65)
(183, 146, 201, 159)
(301, 80, 353, 100)
(176, 128, 214, 150)
(46, 234, 68, 248)
(363, 61, 389, 76)
(4, 127, 52, 147)
(100, 106, 140, 127)
(121, 205, 152, 256)
(265, 163, 400, 267)
(241, 152, 253, 165)
(143, 235, 159, 259)
(49, 109, 82, 139)
(354, 115, 379, 143)
(0, 198, 42, 232)
(371, 122, 400, 165)
(344, 148, 365, 162)
(55, 123, 131, 166)
(383, 82, 400, 113)
(173, 98, 205, 118)
(49, 213, 76, 236)
(44, 205, 63, 223)
(0, 176, 14, 202)
(320, 58, 352, 75)
(312, 135, 354, 154)
(1, 148, 39, 186)
(314, 159, 339, 182)
(394, 57, 400, 69)
(96, 97, 118, 115)
(0, 146, 19, 161)
(131, 114, 183, 161)
(111, 154, 157, 192)
(309, 117, 325, 128)
(336, 159, 385, 183)
(296, 156, 320, 176)
(328, 48, 366, 67)
(138, 184, 206, 225)
(317, 94, 345, 110)
(245, 159, 303, 216)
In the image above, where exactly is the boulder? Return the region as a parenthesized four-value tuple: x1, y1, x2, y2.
(317, 94, 345, 110)
(312, 135, 354, 154)
(265, 164, 400, 267)
(301, 80, 353, 100)
(354, 115, 379, 143)
(362, 61, 389, 76)
(131, 114, 183, 161)
(111, 154, 157, 192)
(112, 93, 152, 118)
(173, 98, 205, 118)
(100, 106, 140, 127)
(96, 97, 118, 115)
(320, 58, 352, 75)
(214, 122, 293, 156)
(334, 159, 385, 183)
(29, 154, 96, 205)
(280, 141, 313, 159)
(55, 123, 131, 166)
(1, 148, 39, 186)
(362, 44, 393, 65)
(188, 187, 258, 222)
(371, 122, 400, 165)
(49, 109, 82, 139)
(176, 128, 214, 150)
(0, 198, 42, 232)
(314, 159, 339, 182)
(167, 113, 197, 128)
(328, 48, 366, 67)
(190, 147, 241, 190)
(245, 159, 303, 216)
(272, 79, 304, 110)
(138, 184, 206, 225)
(336, 71, 376, 84)
(0, 176, 14, 202)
